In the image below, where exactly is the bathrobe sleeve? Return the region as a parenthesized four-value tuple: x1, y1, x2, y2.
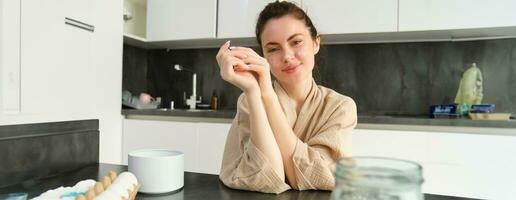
(290, 96, 357, 190)
(219, 94, 291, 194)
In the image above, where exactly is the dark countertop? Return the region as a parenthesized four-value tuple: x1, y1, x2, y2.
(122, 109, 516, 130)
(0, 163, 480, 200)
(123, 108, 237, 119)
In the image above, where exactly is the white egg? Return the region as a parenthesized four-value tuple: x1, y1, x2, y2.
(106, 182, 130, 199)
(73, 179, 96, 192)
(112, 176, 133, 190)
(118, 172, 138, 185)
(93, 189, 121, 200)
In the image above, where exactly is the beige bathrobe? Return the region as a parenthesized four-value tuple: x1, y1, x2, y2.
(219, 79, 357, 194)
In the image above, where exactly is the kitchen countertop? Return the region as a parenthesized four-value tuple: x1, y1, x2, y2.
(0, 163, 479, 200)
(122, 109, 516, 135)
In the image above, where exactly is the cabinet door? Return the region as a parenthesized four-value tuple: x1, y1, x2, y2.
(0, 0, 21, 113)
(217, 0, 292, 38)
(197, 122, 231, 174)
(123, 119, 200, 172)
(352, 129, 427, 163)
(64, 0, 93, 25)
(423, 132, 516, 199)
(20, 0, 65, 114)
(399, 0, 516, 31)
(301, 0, 398, 34)
(20, 0, 95, 116)
(146, 0, 216, 41)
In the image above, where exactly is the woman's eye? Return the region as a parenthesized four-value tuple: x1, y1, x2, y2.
(267, 47, 278, 53)
(293, 40, 302, 46)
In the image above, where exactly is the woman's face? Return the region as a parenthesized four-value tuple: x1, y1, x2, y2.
(260, 15, 320, 86)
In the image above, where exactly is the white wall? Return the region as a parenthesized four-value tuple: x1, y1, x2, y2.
(124, 0, 146, 37)
(0, 0, 124, 165)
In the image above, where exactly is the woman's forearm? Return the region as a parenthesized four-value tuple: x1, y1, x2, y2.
(261, 92, 299, 187)
(246, 91, 285, 181)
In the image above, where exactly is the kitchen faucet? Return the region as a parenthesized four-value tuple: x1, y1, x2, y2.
(173, 64, 200, 109)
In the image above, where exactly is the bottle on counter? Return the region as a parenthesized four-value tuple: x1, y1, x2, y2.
(210, 90, 218, 110)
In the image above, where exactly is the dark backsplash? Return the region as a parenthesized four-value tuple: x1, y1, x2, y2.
(123, 38, 516, 115)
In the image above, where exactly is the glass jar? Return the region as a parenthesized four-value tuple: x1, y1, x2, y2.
(331, 156, 424, 200)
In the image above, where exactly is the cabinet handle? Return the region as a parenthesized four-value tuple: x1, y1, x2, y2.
(65, 17, 94, 32)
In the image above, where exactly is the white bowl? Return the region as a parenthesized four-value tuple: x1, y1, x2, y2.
(128, 149, 184, 194)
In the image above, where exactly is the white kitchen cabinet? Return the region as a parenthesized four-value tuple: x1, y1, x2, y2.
(217, 0, 272, 39)
(126, 0, 516, 49)
(424, 132, 516, 199)
(2, 0, 123, 164)
(122, 117, 516, 199)
(352, 129, 427, 163)
(354, 128, 516, 199)
(20, 0, 96, 116)
(146, 0, 217, 41)
(197, 122, 231, 174)
(399, 0, 516, 32)
(124, 0, 147, 39)
(218, 0, 397, 38)
(0, 0, 21, 114)
(123, 119, 232, 174)
(123, 119, 200, 172)
(64, 0, 93, 26)
(301, 0, 398, 34)
(217, 0, 301, 39)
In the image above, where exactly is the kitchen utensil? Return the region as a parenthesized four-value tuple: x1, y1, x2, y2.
(128, 149, 184, 194)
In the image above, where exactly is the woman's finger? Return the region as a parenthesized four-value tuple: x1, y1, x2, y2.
(221, 56, 247, 77)
(242, 63, 267, 74)
(240, 55, 266, 66)
(216, 41, 231, 59)
(230, 47, 267, 68)
(227, 51, 248, 60)
(231, 46, 260, 57)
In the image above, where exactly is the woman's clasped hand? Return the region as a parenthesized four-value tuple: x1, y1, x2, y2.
(216, 41, 273, 95)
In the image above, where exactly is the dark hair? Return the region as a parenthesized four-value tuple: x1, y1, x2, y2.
(255, 1, 318, 48)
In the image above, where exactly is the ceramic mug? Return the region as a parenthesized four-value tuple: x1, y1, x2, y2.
(139, 93, 154, 104)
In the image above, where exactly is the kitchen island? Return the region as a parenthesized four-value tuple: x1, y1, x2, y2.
(0, 163, 479, 200)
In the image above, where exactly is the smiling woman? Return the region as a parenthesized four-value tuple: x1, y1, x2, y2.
(216, 1, 357, 194)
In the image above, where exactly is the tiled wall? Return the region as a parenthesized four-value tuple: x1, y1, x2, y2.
(0, 120, 99, 188)
(123, 38, 516, 115)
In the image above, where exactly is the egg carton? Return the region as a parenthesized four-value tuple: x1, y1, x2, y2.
(77, 171, 139, 200)
(33, 171, 139, 200)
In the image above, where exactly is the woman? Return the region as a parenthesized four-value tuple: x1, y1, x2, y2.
(216, 1, 357, 194)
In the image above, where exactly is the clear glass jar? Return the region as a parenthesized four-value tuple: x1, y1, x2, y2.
(331, 156, 424, 200)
